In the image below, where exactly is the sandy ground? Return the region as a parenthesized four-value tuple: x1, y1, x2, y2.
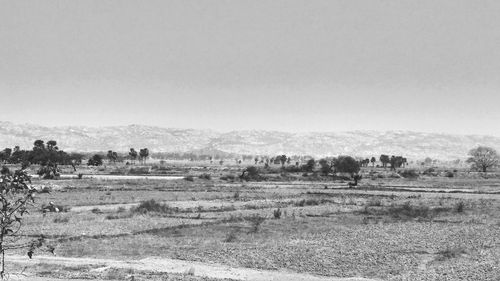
(7, 255, 379, 281)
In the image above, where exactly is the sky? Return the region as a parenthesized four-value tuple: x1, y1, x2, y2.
(1, 0, 500, 135)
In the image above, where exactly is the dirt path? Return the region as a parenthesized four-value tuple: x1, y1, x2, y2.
(8, 255, 378, 281)
(69, 198, 295, 213)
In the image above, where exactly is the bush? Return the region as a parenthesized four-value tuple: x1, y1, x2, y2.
(273, 208, 282, 219)
(240, 166, 263, 181)
(53, 216, 70, 223)
(233, 191, 240, 200)
(128, 167, 150, 175)
(366, 198, 382, 206)
(184, 175, 194, 181)
(388, 202, 431, 219)
(246, 214, 266, 233)
(198, 173, 211, 180)
(282, 165, 301, 173)
(444, 171, 454, 178)
(423, 168, 436, 176)
(301, 159, 316, 172)
(455, 201, 465, 213)
(220, 174, 236, 181)
(399, 169, 419, 179)
(131, 199, 173, 215)
(436, 247, 467, 261)
(87, 154, 103, 166)
(294, 198, 321, 207)
(224, 230, 238, 242)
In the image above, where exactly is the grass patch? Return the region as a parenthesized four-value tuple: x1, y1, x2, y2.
(361, 201, 452, 221)
(436, 247, 467, 261)
(53, 216, 70, 223)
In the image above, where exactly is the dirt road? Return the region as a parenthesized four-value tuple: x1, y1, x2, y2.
(8, 255, 378, 281)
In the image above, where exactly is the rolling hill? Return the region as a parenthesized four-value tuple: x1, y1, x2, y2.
(1, 121, 499, 160)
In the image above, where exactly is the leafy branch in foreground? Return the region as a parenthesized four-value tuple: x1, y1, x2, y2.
(0, 167, 50, 279)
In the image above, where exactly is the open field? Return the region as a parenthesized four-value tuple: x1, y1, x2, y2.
(5, 164, 500, 280)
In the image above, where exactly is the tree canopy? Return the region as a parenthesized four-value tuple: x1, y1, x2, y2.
(466, 146, 499, 172)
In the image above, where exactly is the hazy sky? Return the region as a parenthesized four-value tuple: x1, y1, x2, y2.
(1, 0, 500, 135)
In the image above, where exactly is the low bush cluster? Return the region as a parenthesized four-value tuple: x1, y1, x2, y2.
(399, 169, 419, 179)
(131, 199, 173, 215)
(198, 173, 211, 180)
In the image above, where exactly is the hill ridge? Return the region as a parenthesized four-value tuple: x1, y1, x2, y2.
(0, 121, 499, 160)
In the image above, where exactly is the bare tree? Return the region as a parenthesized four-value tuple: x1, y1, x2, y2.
(466, 146, 499, 172)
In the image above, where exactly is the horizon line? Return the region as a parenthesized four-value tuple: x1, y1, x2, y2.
(1, 120, 499, 138)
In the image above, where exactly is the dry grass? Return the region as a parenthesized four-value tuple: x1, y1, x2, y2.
(13, 169, 500, 280)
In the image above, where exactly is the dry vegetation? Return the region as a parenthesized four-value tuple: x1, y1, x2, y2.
(5, 163, 500, 280)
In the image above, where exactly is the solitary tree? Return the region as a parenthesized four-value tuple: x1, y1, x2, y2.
(379, 155, 390, 168)
(87, 154, 103, 166)
(107, 150, 118, 163)
(139, 148, 149, 164)
(466, 146, 499, 172)
(302, 159, 316, 172)
(33, 140, 44, 150)
(279, 155, 287, 167)
(129, 148, 138, 164)
(318, 159, 331, 175)
(46, 140, 57, 151)
(334, 156, 361, 177)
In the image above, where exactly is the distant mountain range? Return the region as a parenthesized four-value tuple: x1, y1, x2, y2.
(0, 121, 499, 160)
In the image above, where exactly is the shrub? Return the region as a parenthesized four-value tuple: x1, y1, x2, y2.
(105, 214, 120, 220)
(282, 165, 301, 173)
(53, 216, 70, 223)
(387, 202, 431, 219)
(436, 247, 467, 261)
(128, 167, 150, 175)
(240, 166, 263, 181)
(131, 199, 173, 215)
(399, 169, 419, 179)
(224, 230, 238, 242)
(444, 171, 454, 178)
(423, 168, 436, 176)
(87, 154, 103, 166)
(233, 191, 240, 200)
(91, 208, 102, 214)
(198, 173, 211, 180)
(366, 198, 382, 206)
(273, 208, 282, 219)
(220, 174, 236, 181)
(301, 159, 316, 172)
(294, 198, 321, 207)
(246, 214, 266, 233)
(184, 175, 194, 182)
(455, 201, 465, 213)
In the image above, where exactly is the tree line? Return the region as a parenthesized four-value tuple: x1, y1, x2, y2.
(0, 140, 83, 167)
